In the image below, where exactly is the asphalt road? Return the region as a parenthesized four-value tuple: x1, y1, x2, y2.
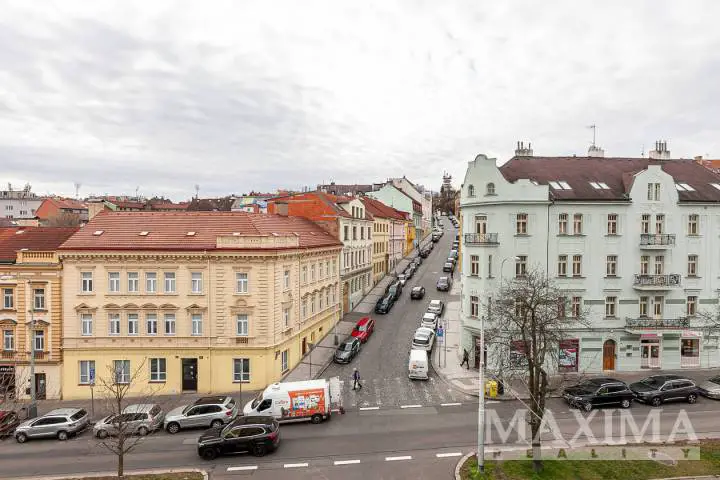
(323, 223, 471, 410)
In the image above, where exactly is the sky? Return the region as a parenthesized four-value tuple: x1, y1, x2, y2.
(2, 0, 720, 201)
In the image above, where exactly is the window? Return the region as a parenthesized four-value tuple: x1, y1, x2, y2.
(688, 255, 697, 277)
(236, 273, 248, 293)
(283, 308, 290, 328)
(606, 255, 617, 277)
(557, 296, 566, 318)
(127, 272, 139, 292)
(109, 313, 120, 335)
(108, 272, 120, 293)
(325, 288, 330, 307)
(34, 330, 44, 351)
(487, 255, 493, 277)
(470, 296, 479, 317)
(150, 358, 166, 382)
(647, 182, 660, 201)
(515, 256, 527, 277)
(164, 314, 176, 335)
(654, 255, 664, 275)
(557, 255, 567, 277)
(310, 264, 316, 282)
(311, 293, 316, 314)
(233, 358, 250, 382)
(191, 272, 203, 293)
(475, 215, 487, 234)
(344, 226, 349, 241)
(331, 286, 336, 304)
(33, 288, 45, 310)
(641, 214, 650, 234)
(81, 272, 93, 293)
(558, 214, 568, 235)
(353, 226, 357, 240)
(685, 295, 698, 316)
(571, 297, 582, 318)
(3, 288, 13, 309)
(470, 255, 479, 276)
(516, 213, 528, 235)
(486, 183, 495, 195)
(79, 360, 95, 384)
(164, 272, 176, 293)
(302, 266, 307, 284)
(360, 227, 364, 240)
(572, 255, 582, 277)
(81, 313, 93, 336)
(281, 349, 289, 372)
(114, 360, 130, 384)
(191, 313, 203, 335)
(654, 296, 663, 317)
(640, 255, 650, 275)
(236, 314, 249, 336)
(468, 185, 475, 197)
(283, 270, 290, 290)
(3, 330, 14, 351)
(301, 299, 307, 319)
(146, 314, 157, 335)
(127, 313, 139, 335)
(573, 214, 583, 235)
(607, 214, 618, 235)
(146, 272, 157, 293)
(688, 214, 699, 236)
(655, 214, 665, 234)
(605, 297, 617, 318)
(639, 296, 649, 317)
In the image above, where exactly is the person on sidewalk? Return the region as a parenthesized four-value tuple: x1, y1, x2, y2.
(352, 368, 362, 390)
(460, 349, 470, 369)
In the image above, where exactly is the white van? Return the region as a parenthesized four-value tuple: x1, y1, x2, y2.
(408, 349, 429, 380)
(243, 379, 337, 424)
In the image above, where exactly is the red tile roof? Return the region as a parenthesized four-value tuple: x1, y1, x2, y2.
(59, 212, 343, 251)
(500, 157, 720, 202)
(0, 227, 79, 262)
(47, 198, 88, 210)
(360, 197, 406, 221)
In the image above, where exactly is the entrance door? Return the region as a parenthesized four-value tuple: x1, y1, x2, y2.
(34, 373, 46, 400)
(302, 337, 307, 355)
(181, 358, 198, 391)
(342, 283, 350, 314)
(602, 340, 616, 370)
(641, 342, 661, 368)
(473, 337, 487, 369)
(475, 215, 487, 234)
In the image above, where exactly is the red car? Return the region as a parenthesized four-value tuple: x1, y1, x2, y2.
(351, 317, 375, 343)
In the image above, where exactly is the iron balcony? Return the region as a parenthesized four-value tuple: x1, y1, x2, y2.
(464, 233, 499, 245)
(625, 317, 689, 329)
(640, 234, 676, 249)
(632, 274, 681, 290)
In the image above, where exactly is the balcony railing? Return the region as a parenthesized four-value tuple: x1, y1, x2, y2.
(633, 274, 681, 288)
(640, 234, 676, 247)
(626, 317, 689, 329)
(464, 233, 499, 245)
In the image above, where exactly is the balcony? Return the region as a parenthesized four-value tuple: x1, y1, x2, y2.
(640, 234, 676, 249)
(464, 233, 499, 246)
(632, 274, 681, 290)
(625, 317, 689, 329)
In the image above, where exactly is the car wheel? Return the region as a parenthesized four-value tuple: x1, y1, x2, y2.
(210, 419, 223, 429)
(15, 433, 27, 443)
(651, 397, 662, 407)
(583, 402, 593, 412)
(621, 399, 631, 409)
(166, 422, 181, 434)
(688, 393, 697, 404)
(96, 429, 108, 439)
(137, 426, 149, 436)
(252, 443, 267, 457)
(201, 447, 218, 461)
(310, 414, 323, 424)
(57, 430, 68, 441)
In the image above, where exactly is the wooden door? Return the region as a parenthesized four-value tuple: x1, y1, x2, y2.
(602, 340, 616, 371)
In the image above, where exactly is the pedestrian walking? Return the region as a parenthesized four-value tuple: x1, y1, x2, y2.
(460, 349, 470, 369)
(352, 368, 362, 390)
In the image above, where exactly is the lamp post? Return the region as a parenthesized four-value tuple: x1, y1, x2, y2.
(28, 307, 37, 419)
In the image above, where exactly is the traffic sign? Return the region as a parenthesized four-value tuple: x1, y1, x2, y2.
(437, 326, 444, 337)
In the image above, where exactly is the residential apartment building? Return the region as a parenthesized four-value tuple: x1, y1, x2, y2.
(0, 227, 79, 399)
(460, 142, 720, 373)
(367, 184, 422, 250)
(389, 177, 432, 240)
(58, 212, 342, 399)
(1, 184, 43, 220)
(361, 197, 407, 283)
(36, 198, 89, 225)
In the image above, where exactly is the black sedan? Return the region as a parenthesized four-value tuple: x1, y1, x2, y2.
(198, 416, 280, 460)
(374, 294, 395, 314)
(562, 378, 634, 411)
(410, 286, 426, 299)
(436, 276, 452, 291)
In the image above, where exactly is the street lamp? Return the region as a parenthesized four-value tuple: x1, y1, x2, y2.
(28, 307, 37, 419)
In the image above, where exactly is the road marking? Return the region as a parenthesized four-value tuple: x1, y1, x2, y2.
(436, 452, 463, 458)
(386, 455, 413, 461)
(359, 406, 380, 411)
(284, 462, 309, 468)
(334, 459, 361, 465)
(227, 466, 258, 471)
(400, 404, 422, 409)
(440, 402, 462, 407)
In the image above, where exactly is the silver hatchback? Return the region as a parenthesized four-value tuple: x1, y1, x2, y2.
(93, 403, 165, 438)
(164, 396, 237, 434)
(15, 408, 89, 443)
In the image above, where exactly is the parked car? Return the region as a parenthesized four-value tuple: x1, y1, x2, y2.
(374, 294, 395, 314)
(397, 273, 408, 286)
(405, 266, 416, 279)
(413, 256, 423, 266)
(198, 416, 280, 460)
(387, 281, 403, 300)
(420, 312, 439, 330)
(419, 249, 430, 258)
(436, 276, 452, 291)
(412, 327, 436, 351)
(630, 375, 698, 407)
(446, 256, 457, 265)
(452, 241, 459, 249)
(697, 375, 720, 399)
(442, 262, 454, 273)
(15, 408, 89, 443)
(0, 410, 20, 438)
(334, 337, 361, 364)
(165, 396, 238, 434)
(449, 250, 458, 259)
(94, 403, 165, 439)
(562, 378, 634, 411)
(410, 286, 426, 299)
(427, 299, 445, 316)
(351, 317, 375, 343)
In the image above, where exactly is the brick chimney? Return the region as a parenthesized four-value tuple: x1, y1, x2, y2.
(649, 140, 671, 160)
(514, 141, 533, 157)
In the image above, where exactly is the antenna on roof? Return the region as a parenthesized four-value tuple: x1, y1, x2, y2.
(587, 124, 597, 147)
(74, 182, 81, 199)
(135, 186, 140, 199)
(641, 144, 645, 158)
(194, 184, 200, 199)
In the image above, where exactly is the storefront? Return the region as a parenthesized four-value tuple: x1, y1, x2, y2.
(681, 334, 701, 368)
(640, 334, 662, 369)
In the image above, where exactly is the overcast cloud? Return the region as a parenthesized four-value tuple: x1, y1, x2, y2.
(2, 0, 720, 200)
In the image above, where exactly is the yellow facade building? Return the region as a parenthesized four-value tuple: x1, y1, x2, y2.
(58, 212, 342, 400)
(405, 218, 416, 256)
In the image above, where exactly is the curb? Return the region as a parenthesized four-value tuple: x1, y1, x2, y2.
(5, 468, 208, 480)
(455, 451, 475, 480)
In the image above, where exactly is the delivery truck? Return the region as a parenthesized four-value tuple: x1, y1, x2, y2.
(243, 378, 342, 424)
(408, 349, 429, 380)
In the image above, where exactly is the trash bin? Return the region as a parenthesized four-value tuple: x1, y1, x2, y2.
(485, 380, 498, 398)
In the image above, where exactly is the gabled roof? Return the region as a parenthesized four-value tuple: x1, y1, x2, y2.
(41, 198, 88, 211)
(499, 157, 720, 202)
(58, 212, 342, 251)
(0, 227, 79, 262)
(360, 197, 406, 221)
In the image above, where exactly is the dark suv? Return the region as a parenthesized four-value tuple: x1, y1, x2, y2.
(386, 281, 402, 300)
(374, 295, 395, 314)
(198, 416, 280, 460)
(629, 375, 698, 407)
(562, 378, 634, 411)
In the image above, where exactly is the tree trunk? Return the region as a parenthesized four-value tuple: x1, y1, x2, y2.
(530, 414, 543, 472)
(532, 440, 543, 472)
(118, 450, 124, 479)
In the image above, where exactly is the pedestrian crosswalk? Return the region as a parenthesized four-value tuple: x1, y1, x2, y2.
(341, 374, 476, 409)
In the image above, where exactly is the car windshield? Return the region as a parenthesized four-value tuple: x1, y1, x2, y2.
(641, 377, 664, 387)
(414, 336, 429, 344)
(413, 287, 422, 292)
(356, 325, 366, 332)
(710, 376, 720, 385)
(339, 342, 353, 351)
(251, 393, 263, 410)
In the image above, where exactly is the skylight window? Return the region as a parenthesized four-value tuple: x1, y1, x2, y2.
(93, 230, 104, 236)
(675, 184, 685, 191)
(680, 183, 695, 192)
(139, 231, 149, 236)
(559, 181, 572, 190)
(711, 183, 720, 191)
(589, 182, 601, 189)
(598, 182, 609, 190)
(590, 181, 609, 190)
(548, 181, 562, 189)
(186, 231, 196, 236)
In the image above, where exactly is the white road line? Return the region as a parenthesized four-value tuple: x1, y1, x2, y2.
(359, 406, 380, 411)
(386, 455, 413, 461)
(227, 466, 258, 471)
(334, 459, 361, 465)
(440, 402, 462, 407)
(284, 462, 309, 468)
(400, 404, 422, 409)
(436, 452, 463, 458)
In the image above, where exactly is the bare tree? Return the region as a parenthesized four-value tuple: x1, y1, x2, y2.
(484, 268, 590, 472)
(46, 212, 82, 227)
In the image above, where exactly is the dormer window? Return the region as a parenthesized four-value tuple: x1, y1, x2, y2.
(468, 185, 475, 197)
(486, 183, 495, 195)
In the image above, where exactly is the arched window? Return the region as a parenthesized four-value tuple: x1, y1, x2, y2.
(486, 183, 496, 195)
(468, 185, 475, 197)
